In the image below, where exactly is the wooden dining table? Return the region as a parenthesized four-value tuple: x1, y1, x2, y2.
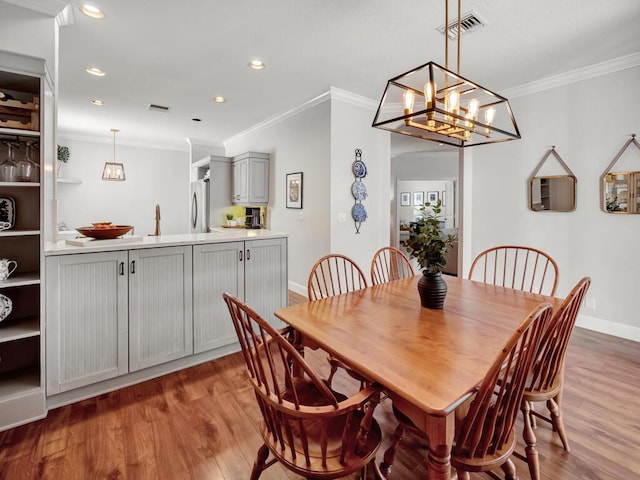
(275, 275, 563, 480)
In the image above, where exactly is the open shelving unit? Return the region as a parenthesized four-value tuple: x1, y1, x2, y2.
(0, 56, 48, 431)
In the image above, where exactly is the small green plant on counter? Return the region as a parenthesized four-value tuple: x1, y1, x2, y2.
(225, 212, 234, 221)
(405, 200, 457, 274)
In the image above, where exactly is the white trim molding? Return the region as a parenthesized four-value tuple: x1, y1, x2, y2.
(577, 313, 640, 343)
(224, 87, 378, 148)
(503, 52, 640, 99)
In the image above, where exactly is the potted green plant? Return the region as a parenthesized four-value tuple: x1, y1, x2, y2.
(404, 200, 457, 309)
(225, 212, 234, 226)
(57, 144, 70, 178)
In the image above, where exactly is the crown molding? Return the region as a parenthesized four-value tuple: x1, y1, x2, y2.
(503, 52, 640, 99)
(57, 131, 189, 152)
(224, 87, 378, 147)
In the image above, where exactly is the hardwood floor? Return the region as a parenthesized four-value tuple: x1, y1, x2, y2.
(0, 291, 638, 479)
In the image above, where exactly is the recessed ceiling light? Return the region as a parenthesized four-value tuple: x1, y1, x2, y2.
(213, 96, 226, 103)
(91, 99, 106, 106)
(86, 67, 105, 77)
(79, 4, 105, 19)
(248, 60, 265, 70)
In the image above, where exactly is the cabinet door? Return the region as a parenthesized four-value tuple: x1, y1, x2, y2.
(193, 242, 244, 353)
(129, 246, 193, 371)
(244, 238, 287, 329)
(45, 252, 129, 395)
(248, 157, 269, 204)
(232, 158, 249, 204)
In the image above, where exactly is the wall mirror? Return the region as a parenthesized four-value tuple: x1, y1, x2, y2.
(528, 147, 576, 212)
(600, 135, 640, 214)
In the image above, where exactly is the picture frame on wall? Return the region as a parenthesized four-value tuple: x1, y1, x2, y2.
(286, 172, 303, 209)
(413, 191, 424, 206)
(400, 192, 411, 206)
(427, 191, 439, 203)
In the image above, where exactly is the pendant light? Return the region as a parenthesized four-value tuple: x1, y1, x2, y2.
(372, 0, 520, 147)
(102, 128, 126, 181)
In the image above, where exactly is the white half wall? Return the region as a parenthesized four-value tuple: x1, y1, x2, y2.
(469, 65, 640, 341)
(55, 137, 189, 235)
(329, 97, 390, 278)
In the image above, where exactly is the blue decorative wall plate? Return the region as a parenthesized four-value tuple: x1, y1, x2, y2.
(351, 203, 367, 222)
(352, 160, 367, 178)
(351, 181, 367, 200)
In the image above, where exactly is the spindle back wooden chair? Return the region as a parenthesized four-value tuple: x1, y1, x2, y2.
(519, 276, 591, 480)
(370, 246, 415, 285)
(307, 254, 370, 388)
(468, 245, 559, 296)
(223, 293, 382, 480)
(379, 302, 552, 480)
(307, 254, 368, 301)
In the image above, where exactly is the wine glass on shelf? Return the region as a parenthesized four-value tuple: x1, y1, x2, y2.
(0, 141, 18, 182)
(16, 142, 34, 182)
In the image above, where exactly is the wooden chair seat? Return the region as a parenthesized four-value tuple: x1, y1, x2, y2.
(468, 245, 559, 296)
(223, 293, 382, 480)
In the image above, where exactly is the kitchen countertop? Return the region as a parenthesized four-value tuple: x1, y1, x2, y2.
(45, 229, 288, 256)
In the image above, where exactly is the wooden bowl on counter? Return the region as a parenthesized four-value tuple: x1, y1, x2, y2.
(76, 225, 133, 240)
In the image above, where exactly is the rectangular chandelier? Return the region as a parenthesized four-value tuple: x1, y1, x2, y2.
(372, 61, 521, 148)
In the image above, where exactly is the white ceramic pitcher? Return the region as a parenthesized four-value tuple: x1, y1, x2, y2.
(0, 258, 17, 280)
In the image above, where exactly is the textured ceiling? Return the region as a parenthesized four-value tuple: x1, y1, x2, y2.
(5, 0, 640, 152)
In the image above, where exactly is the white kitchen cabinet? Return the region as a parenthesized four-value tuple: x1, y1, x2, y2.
(45, 251, 129, 395)
(232, 152, 269, 205)
(0, 53, 52, 431)
(46, 246, 193, 393)
(129, 246, 193, 371)
(193, 237, 287, 353)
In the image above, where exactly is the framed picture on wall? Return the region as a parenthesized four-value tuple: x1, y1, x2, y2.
(427, 191, 439, 203)
(286, 172, 303, 209)
(413, 191, 424, 206)
(400, 192, 411, 206)
(441, 191, 446, 206)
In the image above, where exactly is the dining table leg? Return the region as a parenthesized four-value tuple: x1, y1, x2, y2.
(391, 395, 455, 480)
(423, 413, 455, 480)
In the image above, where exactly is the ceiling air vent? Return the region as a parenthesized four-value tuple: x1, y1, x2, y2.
(147, 103, 171, 113)
(437, 10, 487, 40)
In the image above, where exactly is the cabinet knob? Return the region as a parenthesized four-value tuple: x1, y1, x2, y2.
(239, 250, 243, 262)
(119, 262, 125, 276)
(130, 260, 136, 274)
(246, 249, 250, 261)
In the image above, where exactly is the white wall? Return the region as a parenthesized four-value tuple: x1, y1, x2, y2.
(225, 100, 332, 293)
(56, 137, 189, 235)
(0, 3, 56, 67)
(469, 65, 640, 340)
(329, 96, 391, 278)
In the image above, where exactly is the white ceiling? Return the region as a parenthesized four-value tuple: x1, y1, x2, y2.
(6, 0, 640, 152)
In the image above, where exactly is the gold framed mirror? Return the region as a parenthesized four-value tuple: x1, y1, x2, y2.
(528, 147, 576, 212)
(600, 135, 640, 214)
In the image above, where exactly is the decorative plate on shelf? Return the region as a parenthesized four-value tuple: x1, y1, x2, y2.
(0, 196, 16, 230)
(351, 203, 368, 222)
(0, 293, 12, 323)
(351, 181, 368, 200)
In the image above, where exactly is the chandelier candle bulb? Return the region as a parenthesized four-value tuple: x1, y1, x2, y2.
(485, 107, 496, 135)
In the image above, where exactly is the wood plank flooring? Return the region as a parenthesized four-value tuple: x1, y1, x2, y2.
(0, 291, 638, 479)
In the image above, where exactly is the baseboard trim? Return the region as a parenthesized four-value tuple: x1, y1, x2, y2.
(576, 313, 640, 343)
(288, 281, 307, 298)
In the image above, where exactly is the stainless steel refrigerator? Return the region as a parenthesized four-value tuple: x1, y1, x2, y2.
(190, 178, 209, 233)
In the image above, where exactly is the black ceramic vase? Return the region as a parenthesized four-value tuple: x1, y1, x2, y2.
(417, 271, 448, 309)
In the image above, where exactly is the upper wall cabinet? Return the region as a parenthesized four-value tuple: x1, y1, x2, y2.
(601, 135, 640, 214)
(232, 152, 269, 206)
(528, 147, 576, 212)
